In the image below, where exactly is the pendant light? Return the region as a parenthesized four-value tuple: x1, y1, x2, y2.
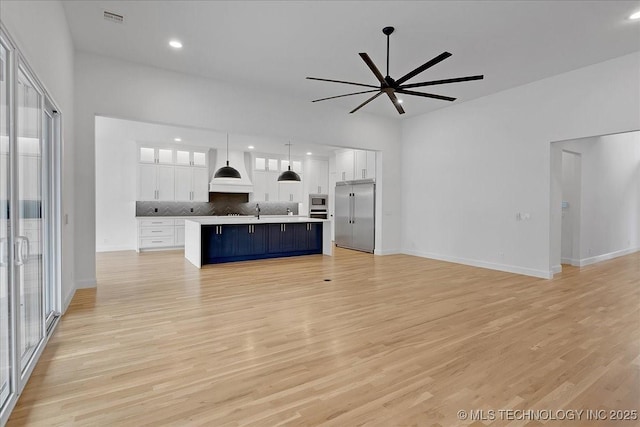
(214, 134, 241, 179)
(278, 142, 301, 182)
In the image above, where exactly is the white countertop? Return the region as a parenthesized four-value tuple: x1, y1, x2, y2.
(136, 215, 310, 220)
(185, 216, 327, 225)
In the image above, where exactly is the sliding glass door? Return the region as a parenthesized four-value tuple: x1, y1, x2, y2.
(0, 35, 11, 417)
(16, 65, 44, 371)
(0, 24, 62, 424)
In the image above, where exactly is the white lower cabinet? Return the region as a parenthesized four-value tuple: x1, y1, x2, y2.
(136, 218, 196, 251)
(137, 219, 176, 251)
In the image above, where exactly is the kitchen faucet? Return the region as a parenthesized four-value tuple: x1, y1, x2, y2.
(255, 203, 261, 219)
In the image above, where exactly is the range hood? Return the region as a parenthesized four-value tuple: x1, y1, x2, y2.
(209, 150, 254, 193)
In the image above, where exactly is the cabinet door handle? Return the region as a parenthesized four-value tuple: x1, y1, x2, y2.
(290, 194, 293, 202)
(151, 230, 162, 233)
(342, 171, 345, 181)
(362, 168, 366, 179)
(283, 224, 286, 232)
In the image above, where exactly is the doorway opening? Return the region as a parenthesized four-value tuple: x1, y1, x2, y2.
(550, 130, 640, 274)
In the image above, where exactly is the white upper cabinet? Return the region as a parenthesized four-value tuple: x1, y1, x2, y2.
(174, 166, 209, 202)
(253, 170, 280, 202)
(354, 149, 376, 180)
(175, 149, 208, 167)
(139, 146, 174, 164)
(138, 164, 175, 201)
(306, 159, 329, 194)
(336, 150, 355, 182)
(281, 160, 303, 174)
(254, 156, 279, 171)
(137, 143, 209, 202)
(192, 151, 207, 167)
(336, 149, 376, 182)
(278, 177, 303, 202)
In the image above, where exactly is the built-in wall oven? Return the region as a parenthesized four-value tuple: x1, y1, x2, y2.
(309, 194, 328, 219)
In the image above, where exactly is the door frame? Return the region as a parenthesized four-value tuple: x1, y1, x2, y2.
(0, 22, 63, 426)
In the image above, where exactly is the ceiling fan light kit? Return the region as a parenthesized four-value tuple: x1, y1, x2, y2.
(307, 26, 484, 114)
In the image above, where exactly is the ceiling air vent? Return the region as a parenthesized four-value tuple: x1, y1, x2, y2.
(103, 10, 124, 24)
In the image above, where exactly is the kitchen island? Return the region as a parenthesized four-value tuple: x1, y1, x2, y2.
(185, 217, 332, 268)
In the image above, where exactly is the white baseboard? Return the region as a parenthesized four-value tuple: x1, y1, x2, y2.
(403, 249, 552, 279)
(96, 244, 136, 252)
(561, 257, 580, 266)
(579, 247, 639, 267)
(62, 288, 76, 313)
(374, 248, 401, 255)
(552, 264, 562, 274)
(76, 278, 97, 289)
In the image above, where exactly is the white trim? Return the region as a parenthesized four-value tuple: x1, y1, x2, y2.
(374, 248, 401, 255)
(75, 278, 97, 289)
(96, 245, 137, 252)
(578, 247, 639, 267)
(552, 264, 562, 274)
(62, 288, 76, 313)
(403, 249, 553, 279)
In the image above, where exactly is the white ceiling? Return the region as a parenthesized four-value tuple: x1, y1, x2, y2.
(95, 116, 336, 157)
(63, 1, 640, 119)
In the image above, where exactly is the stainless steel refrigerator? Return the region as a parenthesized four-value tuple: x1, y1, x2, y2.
(335, 180, 375, 253)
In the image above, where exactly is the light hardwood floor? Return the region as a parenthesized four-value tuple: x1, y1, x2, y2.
(8, 249, 640, 426)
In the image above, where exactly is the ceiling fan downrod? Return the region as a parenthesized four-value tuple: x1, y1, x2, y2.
(382, 26, 394, 78)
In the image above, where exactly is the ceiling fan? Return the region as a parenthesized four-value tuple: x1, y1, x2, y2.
(307, 27, 484, 115)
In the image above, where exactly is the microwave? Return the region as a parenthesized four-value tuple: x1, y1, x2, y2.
(310, 195, 328, 207)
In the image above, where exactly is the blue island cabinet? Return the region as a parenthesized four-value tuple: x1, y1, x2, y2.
(202, 222, 322, 264)
(268, 223, 323, 255)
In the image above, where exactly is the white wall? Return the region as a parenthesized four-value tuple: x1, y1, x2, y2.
(401, 52, 640, 278)
(1, 0, 76, 308)
(76, 52, 402, 286)
(95, 118, 137, 252)
(552, 131, 640, 268)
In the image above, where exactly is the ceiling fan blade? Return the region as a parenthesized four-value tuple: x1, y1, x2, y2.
(395, 52, 452, 86)
(399, 75, 484, 89)
(312, 89, 380, 103)
(350, 91, 383, 114)
(396, 89, 456, 102)
(306, 77, 379, 89)
(386, 91, 405, 114)
(359, 53, 386, 85)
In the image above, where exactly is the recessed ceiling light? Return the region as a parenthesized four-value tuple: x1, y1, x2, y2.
(397, 99, 403, 104)
(248, 145, 255, 149)
(174, 137, 182, 142)
(306, 152, 313, 156)
(630, 11, 640, 20)
(169, 40, 183, 49)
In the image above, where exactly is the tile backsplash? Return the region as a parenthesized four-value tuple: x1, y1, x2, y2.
(136, 193, 298, 217)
